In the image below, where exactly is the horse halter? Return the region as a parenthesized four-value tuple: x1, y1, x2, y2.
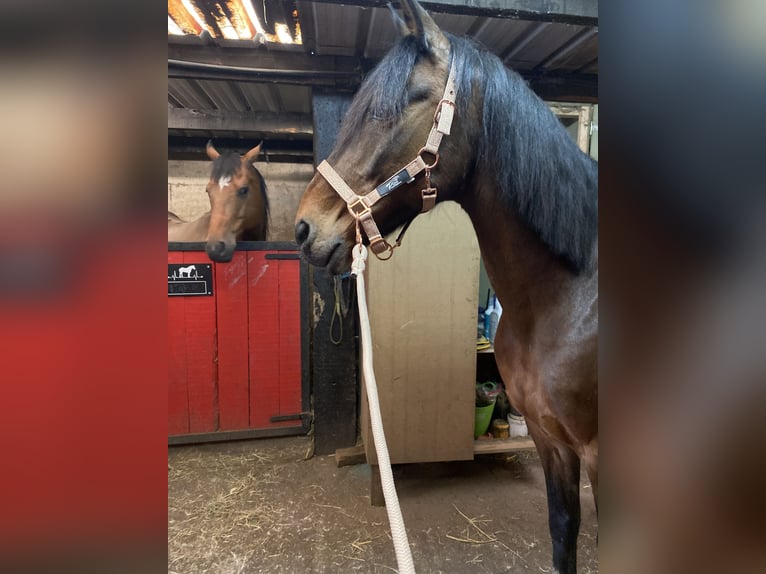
(317, 61, 457, 260)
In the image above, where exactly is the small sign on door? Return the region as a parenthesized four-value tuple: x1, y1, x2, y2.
(168, 263, 213, 296)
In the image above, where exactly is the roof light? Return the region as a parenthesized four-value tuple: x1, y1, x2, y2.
(168, 16, 184, 36)
(242, 0, 267, 36)
(181, 0, 209, 35)
(218, 16, 239, 40)
(275, 23, 293, 44)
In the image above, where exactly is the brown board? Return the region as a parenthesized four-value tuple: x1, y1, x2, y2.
(362, 202, 480, 464)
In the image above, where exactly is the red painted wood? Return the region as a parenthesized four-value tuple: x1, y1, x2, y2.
(167, 251, 189, 435)
(169, 248, 305, 437)
(277, 257, 302, 426)
(182, 252, 218, 433)
(248, 251, 279, 428)
(247, 251, 281, 428)
(215, 252, 250, 431)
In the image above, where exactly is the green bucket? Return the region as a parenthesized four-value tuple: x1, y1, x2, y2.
(474, 400, 496, 438)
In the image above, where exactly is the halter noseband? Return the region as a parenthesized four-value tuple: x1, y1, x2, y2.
(317, 61, 458, 260)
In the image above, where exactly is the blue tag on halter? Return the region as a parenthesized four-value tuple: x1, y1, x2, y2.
(374, 167, 414, 198)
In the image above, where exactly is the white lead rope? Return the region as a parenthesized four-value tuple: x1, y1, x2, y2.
(351, 243, 417, 574)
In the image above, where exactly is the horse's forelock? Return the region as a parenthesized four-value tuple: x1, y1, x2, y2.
(210, 153, 242, 183)
(335, 35, 424, 151)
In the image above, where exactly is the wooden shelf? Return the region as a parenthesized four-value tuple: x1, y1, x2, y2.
(473, 437, 535, 454)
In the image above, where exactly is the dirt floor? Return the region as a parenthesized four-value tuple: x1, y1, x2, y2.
(168, 436, 597, 573)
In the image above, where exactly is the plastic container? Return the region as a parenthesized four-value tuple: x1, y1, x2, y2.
(474, 400, 496, 438)
(508, 413, 528, 437)
(477, 306, 485, 337)
(487, 295, 501, 343)
(491, 418, 510, 439)
(483, 300, 493, 340)
(476, 381, 500, 406)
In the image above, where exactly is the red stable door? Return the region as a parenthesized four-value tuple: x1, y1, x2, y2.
(168, 243, 307, 443)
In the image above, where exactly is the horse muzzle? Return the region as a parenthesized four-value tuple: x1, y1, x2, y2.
(205, 239, 235, 263)
(295, 218, 350, 273)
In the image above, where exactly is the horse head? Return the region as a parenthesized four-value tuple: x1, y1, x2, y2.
(204, 141, 265, 262)
(295, 0, 473, 275)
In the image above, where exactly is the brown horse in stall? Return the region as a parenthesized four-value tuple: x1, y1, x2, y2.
(167, 210, 211, 240)
(294, 2, 597, 572)
(168, 142, 269, 262)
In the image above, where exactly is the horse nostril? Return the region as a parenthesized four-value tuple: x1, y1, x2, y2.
(295, 220, 310, 246)
(206, 241, 225, 255)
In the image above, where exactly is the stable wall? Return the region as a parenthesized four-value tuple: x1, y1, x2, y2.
(168, 159, 314, 242)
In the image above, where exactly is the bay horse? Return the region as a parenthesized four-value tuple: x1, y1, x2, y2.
(167, 210, 211, 242)
(168, 142, 269, 262)
(294, 1, 597, 572)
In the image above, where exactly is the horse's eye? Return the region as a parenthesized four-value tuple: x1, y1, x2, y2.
(407, 88, 431, 104)
(371, 111, 394, 122)
(237, 186, 249, 197)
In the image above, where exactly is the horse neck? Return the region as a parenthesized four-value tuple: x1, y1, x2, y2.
(459, 183, 588, 339)
(243, 197, 263, 225)
(168, 212, 212, 242)
(242, 175, 267, 230)
(237, 176, 268, 241)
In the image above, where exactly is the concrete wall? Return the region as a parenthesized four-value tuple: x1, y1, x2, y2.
(168, 159, 315, 242)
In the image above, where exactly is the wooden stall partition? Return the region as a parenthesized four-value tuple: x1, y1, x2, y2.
(215, 252, 250, 431)
(362, 202, 480, 465)
(168, 243, 308, 444)
(168, 251, 217, 435)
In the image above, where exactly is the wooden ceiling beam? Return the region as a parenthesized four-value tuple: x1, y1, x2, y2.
(312, 0, 597, 26)
(168, 108, 314, 137)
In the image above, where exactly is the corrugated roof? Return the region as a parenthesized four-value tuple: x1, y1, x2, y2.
(168, 1, 597, 157)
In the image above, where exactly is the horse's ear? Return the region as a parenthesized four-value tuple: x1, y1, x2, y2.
(388, 3, 408, 36)
(206, 141, 220, 160)
(398, 0, 448, 53)
(243, 142, 262, 164)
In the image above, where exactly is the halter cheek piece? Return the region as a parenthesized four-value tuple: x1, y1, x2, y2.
(317, 61, 458, 260)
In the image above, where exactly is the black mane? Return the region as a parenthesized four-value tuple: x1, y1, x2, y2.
(338, 33, 598, 274)
(335, 35, 424, 150)
(450, 35, 598, 273)
(253, 167, 270, 236)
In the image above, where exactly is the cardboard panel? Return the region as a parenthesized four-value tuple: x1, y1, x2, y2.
(363, 203, 479, 464)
